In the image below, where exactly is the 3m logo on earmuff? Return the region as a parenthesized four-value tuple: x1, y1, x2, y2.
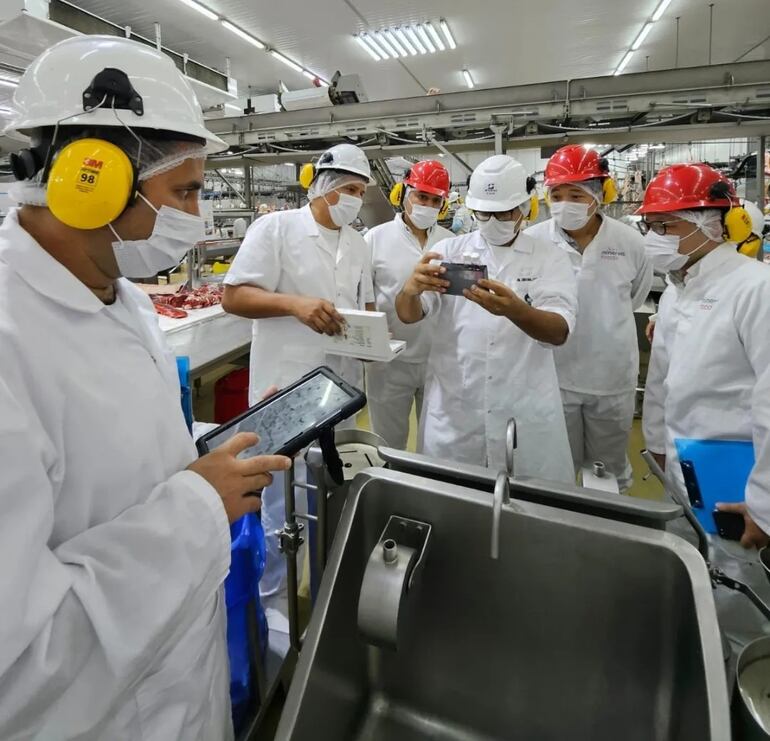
(47, 138, 136, 230)
(75, 157, 105, 194)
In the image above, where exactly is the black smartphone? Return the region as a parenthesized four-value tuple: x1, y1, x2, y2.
(712, 509, 745, 541)
(196, 366, 366, 458)
(441, 262, 488, 296)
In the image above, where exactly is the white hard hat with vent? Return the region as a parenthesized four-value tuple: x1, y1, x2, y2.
(316, 143, 374, 183)
(4, 35, 227, 153)
(466, 155, 530, 212)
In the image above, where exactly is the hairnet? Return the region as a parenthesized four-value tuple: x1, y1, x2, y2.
(672, 208, 724, 242)
(550, 178, 603, 203)
(308, 170, 367, 200)
(574, 178, 604, 203)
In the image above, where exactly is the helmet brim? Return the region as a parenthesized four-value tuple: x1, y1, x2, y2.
(465, 194, 525, 212)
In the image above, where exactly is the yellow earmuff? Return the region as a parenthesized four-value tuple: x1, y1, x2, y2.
(438, 200, 450, 220)
(602, 177, 618, 205)
(298, 162, 315, 190)
(724, 206, 753, 245)
(527, 195, 539, 222)
(46, 138, 136, 230)
(738, 235, 761, 259)
(389, 182, 405, 208)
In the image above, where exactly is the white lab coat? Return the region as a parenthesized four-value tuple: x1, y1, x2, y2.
(364, 215, 453, 448)
(419, 230, 578, 481)
(527, 216, 652, 489)
(642, 244, 770, 533)
(224, 204, 374, 402)
(526, 216, 652, 395)
(0, 210, 232, 740)
(224, 204, 374, 601)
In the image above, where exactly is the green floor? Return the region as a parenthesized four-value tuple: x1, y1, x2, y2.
(193, 366, 663, 501)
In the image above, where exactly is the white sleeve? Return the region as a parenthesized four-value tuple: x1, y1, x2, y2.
(0, 377, 230, 737)
(642, 287, 674, 454)
(529, 244, 578, 335)
(359, 245, 375, 306)
(735, 277, 770, 534)
(630, 234, 653, 311)
(223, 214, 281, 291)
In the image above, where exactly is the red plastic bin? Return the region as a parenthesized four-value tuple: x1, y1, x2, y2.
(214, 368, 250, 424)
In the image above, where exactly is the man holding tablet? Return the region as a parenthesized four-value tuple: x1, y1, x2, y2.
(223, 143, 375, 609)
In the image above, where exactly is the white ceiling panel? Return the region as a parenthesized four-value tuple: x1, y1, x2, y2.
(12, 0, 770, 103)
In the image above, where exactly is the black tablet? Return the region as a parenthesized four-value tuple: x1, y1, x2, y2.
(196, 366, 366, 458)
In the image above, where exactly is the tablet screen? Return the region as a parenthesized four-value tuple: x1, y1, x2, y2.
(205, 373, 355, 457)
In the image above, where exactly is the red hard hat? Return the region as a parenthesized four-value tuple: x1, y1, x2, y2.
(404, 160, 450, 198)
(544, 145, 610, 187)
(636, 163, 738, 215)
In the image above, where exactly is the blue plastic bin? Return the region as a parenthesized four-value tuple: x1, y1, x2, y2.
(226, 513, 268, 725)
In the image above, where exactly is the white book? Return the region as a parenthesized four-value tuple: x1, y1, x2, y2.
(324, 309, 406, 362)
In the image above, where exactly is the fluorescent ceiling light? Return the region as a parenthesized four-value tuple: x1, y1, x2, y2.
(417, 24, 435, 53)
(176, 0, 218, 21)
(0, 78, 18, 88)
(632, 22, 654, 50)
(279, 80, 289, 93)
(395, 28, 417, 55)
(221, 20, 265, 49)
(363, 32, 390, 58)
(356, 34, 381, 60)
(355, 21, 453, 59)
(225, 102, 241, 113)
(426, 22, 445, 51)
(462, 69, 474, 88)
(652, 0, 674, 22)
(440, 19, 456, 50)
(384, 29, 408, 58)
(405, 27, 426, 54)
(302, 70, 317, 81)
(614, 50, 634, 75)
(373, 31, 399, 58)
(271, 50, 303, 73)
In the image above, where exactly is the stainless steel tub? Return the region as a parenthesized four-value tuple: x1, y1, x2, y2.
(277, 469, 730, 741)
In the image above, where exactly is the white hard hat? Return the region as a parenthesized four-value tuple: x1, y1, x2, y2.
(744, 201, 766, 237)
(316, 143, 374, 183)
(466, 155, 530, 212)
(5, 36, 227, 153)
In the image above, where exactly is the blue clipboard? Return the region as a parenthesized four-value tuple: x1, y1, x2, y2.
(674, 438, 755, 534)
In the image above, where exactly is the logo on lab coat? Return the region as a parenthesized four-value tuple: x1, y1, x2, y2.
(700, 297, 718, 311)
(601, 248, 625, 260)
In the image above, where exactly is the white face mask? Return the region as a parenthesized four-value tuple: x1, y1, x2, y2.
(326, 192, 363, 226)
(643, 226, 709, 274)
(477, 215, 522, 246)
(110, 193, 205, 279)
(550, 201, 594, 231)
(407, 203, 440, 230)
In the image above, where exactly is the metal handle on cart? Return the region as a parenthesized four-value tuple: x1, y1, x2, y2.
(641, 449, 710, 561)
(710, 568, 770, 622)
(505, 418, 517, 478)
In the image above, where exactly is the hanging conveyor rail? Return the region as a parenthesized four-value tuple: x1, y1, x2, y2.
(206, 60, 770, 164)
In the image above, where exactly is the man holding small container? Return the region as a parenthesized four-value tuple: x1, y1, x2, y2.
(395, 154, 577, 481)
